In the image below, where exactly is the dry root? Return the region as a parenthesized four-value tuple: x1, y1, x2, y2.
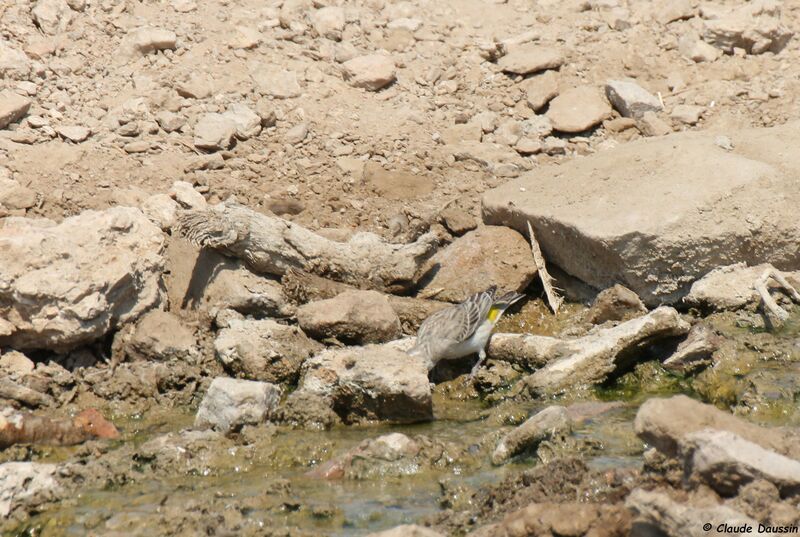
(174, 201, 438, 293)
(754, 266, 800, 326)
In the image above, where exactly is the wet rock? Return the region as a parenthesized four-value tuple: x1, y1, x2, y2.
(418, 225, 537, 303)
(298, 345, 432, 424)
(627, 489, 757, 537)
(136, 429, 231, 476)
(0, 207, 164, 351)
(684, 263, 800, 312)
(273, 389, 341, 430)
(469, 502, 631, 537)
(680, 429, 800, 497)
(311, 6, 345, 40)
(194, 377, 281, 433)
(32, 0, 72, 35)
(250, 66, 302, 99)
(342, 54, 396, 91)
(363, 162, 434, 200)
(0, 462, 61, 518)
(702, 2, 793, 55)
(605, 79, 662, 119)
(222, 104, 261, 140)
(450, 141, 531, 177)
(662, 324, 722, 374)
(586, 284, 647, 324)
(297, 290, 402, 344)
(124, 310, 197, 362)
(193, 113, 237, 151)
(204, 264, 294, 318)
(0, 177, 36, 210)
(0, 91, 32, 129)
(492, 406, 572, 465)
(634, 395, 800, 459)
(671, 104, 704, 125)
(367, 525, 444, 537)
(522, 70, 559, 111)
(546, 86, 612, 133)
(497, 45, 562, 75)
(214, 319, 322, 384)
(679, 36, 722, 63)
(523, 307, 689, 394)
(55, 125, 91, 143)
(482, 123, 800, 306)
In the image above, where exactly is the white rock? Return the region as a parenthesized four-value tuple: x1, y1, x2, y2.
(194, 377, 282, 433)
(193, 113, 237, 151)
(605, 79, 662, 118)
(169, 180, 206, 209)
(0, 208, 165, 351)
(141, 194, 179, 230)
(222, 104, 262, 140)
(684, 263, 800, 311)
(342, 54, 396, 91)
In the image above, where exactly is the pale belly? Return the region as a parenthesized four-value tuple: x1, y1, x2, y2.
(437, 322, 494, 361)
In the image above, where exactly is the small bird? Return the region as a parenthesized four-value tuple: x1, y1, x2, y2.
(409, 286, 525, 377)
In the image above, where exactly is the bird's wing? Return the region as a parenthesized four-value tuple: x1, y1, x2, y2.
(418, 289, 494, 345)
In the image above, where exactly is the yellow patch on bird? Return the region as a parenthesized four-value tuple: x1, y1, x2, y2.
(487, 307, 501, 322)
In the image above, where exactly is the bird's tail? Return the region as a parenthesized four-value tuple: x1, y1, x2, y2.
(493, 290, 525, 310)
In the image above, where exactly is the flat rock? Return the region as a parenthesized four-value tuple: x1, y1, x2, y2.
(124, 310, 197, 362)
(0, 91, 32, 129)
(523, 70, 559, 111)
(546, 86, 611, 133)
(497, 45, 563, 75)
(298, 344, 432, 424)
(214, 319, 322, 384)
(586, 284, 647, 324)
(297, 290, 402, 344)
(342, 54, 396, 91)
(637, 111, 672, 137)
(481, 123, 800, 305)
(634, 394, 800, 459)
(684, 263, 800, 311)
(680, 429, 800, 497)
(702, 1, 793, 54)
(605, 79, 662, 118)
(193, 113, 237, 151)
(176, 73, 213, 99)
(523, 307, 689, 395)
(204, 264, 294, 318)
(450, 141, 531, 177)
(363, 161, 433, 200)
(0, 207, 165, 351)
(627, 489, 757, 537)
(55, 125, 90, 143)
(492, 406, 571, 464)
(250, 66, 302, 98)
(0, 462, 61, 518)
(194, 377, 281, 433)
(418, 225, 537, 303)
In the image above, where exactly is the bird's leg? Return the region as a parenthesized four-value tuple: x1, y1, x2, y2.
(469, 349, 487, 379)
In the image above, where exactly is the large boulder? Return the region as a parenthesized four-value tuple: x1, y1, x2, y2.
(298, 344, 432, 424)
(0, 207, 165, 351)
(482, 123, 800, 306)
(417, 225, 537, 303)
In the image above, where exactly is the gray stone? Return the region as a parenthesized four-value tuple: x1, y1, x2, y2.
(214, 319, 322, 384)
(681, 429, 800, 497)
(194, 377, 281, 433)
(0, 462, 61, 518)
(298, 344, 432, 424)
(523, 307, 689, 395)
(546, 86, 611, 133)
(481, 124, 800, 305)
(0, 91, 32, 129)
(634, 395, 800, 459)
(193, 113, 237, 150)
(492, 406, 571, 464)
(297, 290, 401, 344)
(417, 225, 537, 303)
(342, 54, 396, 91)
(497, 45, 563, 75)
(0, 207, 165, 351)
(605, 79, 662, 118)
